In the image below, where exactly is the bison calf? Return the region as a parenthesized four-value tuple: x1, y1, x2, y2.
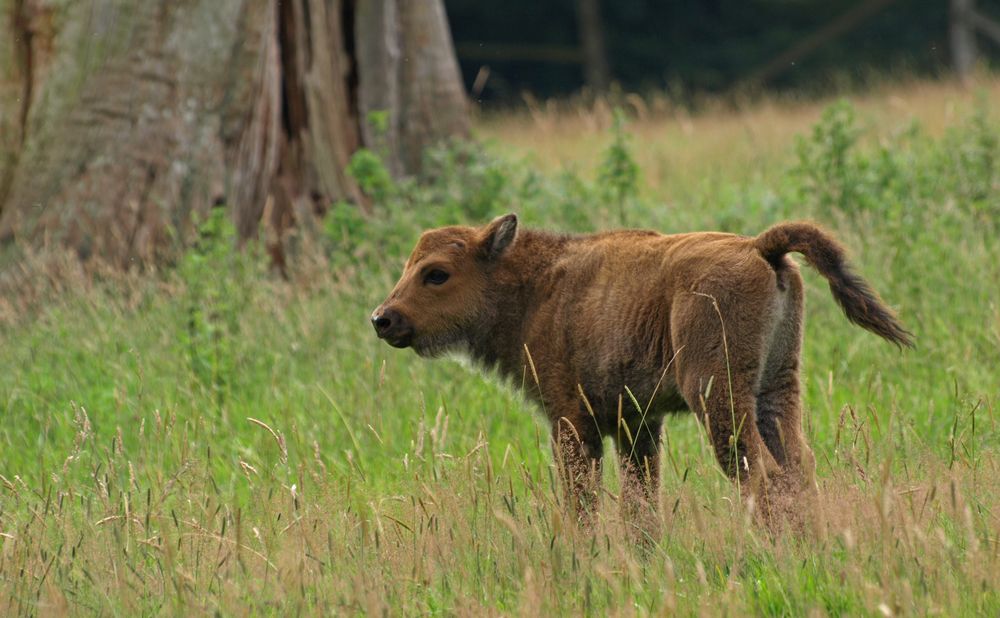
(372, 214, 911, 526)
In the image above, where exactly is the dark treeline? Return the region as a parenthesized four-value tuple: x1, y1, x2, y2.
(445, 0, 1000, 103)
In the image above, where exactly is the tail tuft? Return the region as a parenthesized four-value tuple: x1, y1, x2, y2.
(755, 222, 914, 348)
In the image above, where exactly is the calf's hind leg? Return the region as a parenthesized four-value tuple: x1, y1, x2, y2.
(754, 357, 820, 534)
(755, 276, 819, 499)
(673, 295, 780, 503)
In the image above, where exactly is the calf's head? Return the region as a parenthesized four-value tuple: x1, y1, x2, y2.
(371, 214, 519, 357)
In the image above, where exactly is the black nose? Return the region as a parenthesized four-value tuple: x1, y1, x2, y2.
(372, 308, 404, 336)
(371, 307, 414, 347)
(371, 312, 392, 334)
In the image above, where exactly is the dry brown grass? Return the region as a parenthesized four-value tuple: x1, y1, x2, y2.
(476, 76, 1000, 200)
(2, 400, 997, 615)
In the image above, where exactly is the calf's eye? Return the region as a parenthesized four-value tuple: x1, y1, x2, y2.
(424, 269, 450, 285)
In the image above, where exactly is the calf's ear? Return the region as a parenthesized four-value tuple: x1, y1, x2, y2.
(479, 213, 518, 260)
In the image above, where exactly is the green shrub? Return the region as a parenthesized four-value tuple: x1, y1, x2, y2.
(793, 98, 999, 229)
(937, 97, 1000, 222)
(346, 148, 395, 204)
(177, 207, 264, 405)
(597, 109, 641, 226)
(793, 100, 864, 214)
(326, 114, 652, 271)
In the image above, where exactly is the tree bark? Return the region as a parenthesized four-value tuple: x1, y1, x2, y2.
(396, 0, 470, 174)
(950, 0, 978, 83)
(575, 0, 611, 94)
(0, 0, 468, 267)
(355, 0, 402, 177)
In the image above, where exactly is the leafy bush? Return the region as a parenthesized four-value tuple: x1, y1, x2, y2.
(177, 207, 264, 405)
(597, 109, 641, 226)
(345, 148, 395, 204)
(937, 98, 1000, 221)
(791, 97, 1000, 230)
(326, 113, 653, 274)
(793, 100, 866, 214)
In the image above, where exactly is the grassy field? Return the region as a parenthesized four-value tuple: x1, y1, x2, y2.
(1, 77, 999, 616)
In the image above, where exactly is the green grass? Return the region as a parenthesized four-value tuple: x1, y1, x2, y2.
(1, 90, 999, 616)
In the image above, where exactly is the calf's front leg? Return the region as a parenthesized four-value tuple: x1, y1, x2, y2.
(616, 418, 663, 539)
(551, 413, 604, 524)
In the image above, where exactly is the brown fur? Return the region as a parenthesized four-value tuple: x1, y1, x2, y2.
(372, 215, 912, 528)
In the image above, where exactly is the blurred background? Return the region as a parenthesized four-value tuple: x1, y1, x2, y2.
(448, 0, 998, 102)
(1, 0, 998, 267)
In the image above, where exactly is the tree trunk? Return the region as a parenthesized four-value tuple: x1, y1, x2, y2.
(0, 0, 468, 267)
(950, 0, 978, 83)
(575, 0, 611, 94)
(355, 0, 402, 177)
(397, 0, 470, 174)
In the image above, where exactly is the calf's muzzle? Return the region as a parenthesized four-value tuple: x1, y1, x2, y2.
(370, 306, 414, 348)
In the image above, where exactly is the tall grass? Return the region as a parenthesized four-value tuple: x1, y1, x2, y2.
(1, 79, 999, 615)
